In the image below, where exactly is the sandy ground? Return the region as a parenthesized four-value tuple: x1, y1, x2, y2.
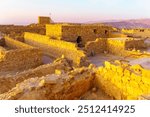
(0, 71, 19, 76)
(42, 55, 54, 64)
(88, 53, 133, 67)
(129, 58, 150, 69)
(81, 87, 113, 100)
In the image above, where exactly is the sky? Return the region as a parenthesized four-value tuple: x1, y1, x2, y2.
(0, 0, 150, 25)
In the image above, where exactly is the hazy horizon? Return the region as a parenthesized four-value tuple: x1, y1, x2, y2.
(0, 0, 150, 25)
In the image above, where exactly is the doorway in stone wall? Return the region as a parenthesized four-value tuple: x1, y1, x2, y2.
(105, 30, 108, 35)
(77, 36, 82, 43)
(76, 36, 83, 47)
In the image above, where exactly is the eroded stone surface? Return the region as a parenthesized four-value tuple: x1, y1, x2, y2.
(0, 67, 95, 100)
(0, 56, 73, 94)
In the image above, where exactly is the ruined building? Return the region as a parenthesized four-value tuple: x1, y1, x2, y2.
(46, 24, 113, 45)
(0, 16, 150, 100)
(38, 16, 53, 24)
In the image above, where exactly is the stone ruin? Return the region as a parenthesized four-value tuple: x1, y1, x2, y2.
(0, 16, 150, 100)
(38, 16, 53, 25)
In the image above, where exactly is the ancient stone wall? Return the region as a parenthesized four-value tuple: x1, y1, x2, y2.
(107, 38, 146, 56)
(0, 38, 5, 46)
(46, 24, 62, 39)
(84, 37, 147, 57)
(85, 38, 107, 56)
(0, 48, 42, 72)
(122, 29, 150, 38)
(0, 67, 95, 100)
(24, 32, 88, 66)
(38, 16, 51, 24)
(61, 25, 81, 42)
(107, 38, 125, 55)
(0, 25, 46, 36)
(4, 36, 33, 49)
(0, 57, 72, 94)
(46, 24, 111, 44)
(123, 50, 150, 58)
(96, 61, 150, 100)
(0, 36, 42, 71)
(0, 46, 6, 61)
(125, 39, 145, 49)
(109, 32, 127, 38)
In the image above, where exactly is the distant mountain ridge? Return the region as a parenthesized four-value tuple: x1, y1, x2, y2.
(88, 19, 150, 29)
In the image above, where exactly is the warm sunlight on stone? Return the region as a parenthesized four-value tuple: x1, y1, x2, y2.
(0, 16, 150, 100)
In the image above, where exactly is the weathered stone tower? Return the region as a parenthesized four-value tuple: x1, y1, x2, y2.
(38, 16, 52, 24)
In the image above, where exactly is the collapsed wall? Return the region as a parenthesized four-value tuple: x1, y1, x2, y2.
(0, 57, 73, 94)
(24, 32, 88, 66)
(125, 38, 145, 49)
(0, 37, 42, 72)
(84, 37, 148, 58)
(107, 38, 146, 55)
(96, 61, 150, 100)
(0, 67, 95, 100)
(105, 37, 150, 58)
(85, 38, 107, 56)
